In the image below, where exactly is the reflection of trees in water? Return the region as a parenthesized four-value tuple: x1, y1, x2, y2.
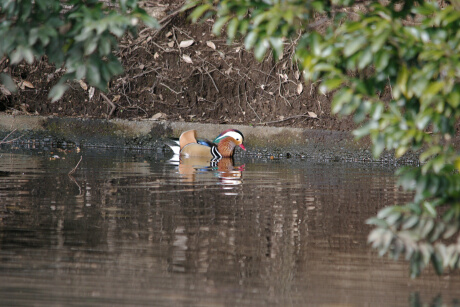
(1, 153, 421, 304)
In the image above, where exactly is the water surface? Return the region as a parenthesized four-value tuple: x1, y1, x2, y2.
(0, 146, 459, 306)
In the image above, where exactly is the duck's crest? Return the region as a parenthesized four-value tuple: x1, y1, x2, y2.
(214, 129, 244, 143)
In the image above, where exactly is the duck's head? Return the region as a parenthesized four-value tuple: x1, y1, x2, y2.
(214, 129, 246, 151)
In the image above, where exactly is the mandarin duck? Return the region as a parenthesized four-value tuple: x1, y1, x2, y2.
(167, 129, 246, 160)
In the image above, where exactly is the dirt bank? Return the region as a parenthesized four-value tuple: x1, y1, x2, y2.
(0, 1, 369, 132)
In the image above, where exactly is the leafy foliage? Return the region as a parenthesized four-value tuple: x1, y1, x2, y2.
(0, 0, 158, 101)
(186, 0, 460, 276)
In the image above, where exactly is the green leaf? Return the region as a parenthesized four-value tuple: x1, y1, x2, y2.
(344, 36, 366, 57)
(358, 47, 373, 70)
(213, 16, 231, 36)
(371, 29, 390, 53)
(139, 14, 159, 29)
(402, 215, 419, 230)
(395, 146, 408, 158)
(375, 50, 390, 71)
(254, 40, 268, 61)
(373, 133, 385, 158)
(422, 81, 444, 100)
(48, 83, 69, 102)
(266, 16, 281, 36)
(377, 206, 396, 219)
(244, 31, 258, 50)
(269, 37, 283, 60)
(227, 18, 239, 40)
(420, 146, 441, 162)
(331, 88, 353, 114)
(320, 78, 343, 92)
(395, 64, 408, 98)
(190, 4, 212, 23)
(0, 73, 17, 93)
(422, 201, 436, 217)
(432, 247, 444, 275)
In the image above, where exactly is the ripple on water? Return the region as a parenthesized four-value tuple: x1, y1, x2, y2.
(0, 148, 458, 306)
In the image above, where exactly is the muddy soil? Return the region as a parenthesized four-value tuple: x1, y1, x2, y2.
(0, 1, 374, 132)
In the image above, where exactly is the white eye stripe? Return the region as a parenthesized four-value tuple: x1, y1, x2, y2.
(221, 131, 243, 141)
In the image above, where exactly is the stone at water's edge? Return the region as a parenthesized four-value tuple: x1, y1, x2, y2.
(0, 113, 418, 163)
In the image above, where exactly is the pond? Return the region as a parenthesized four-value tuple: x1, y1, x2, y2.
(0, 146, 459, 306)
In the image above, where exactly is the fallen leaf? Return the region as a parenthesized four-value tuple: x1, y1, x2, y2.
(0, 85, 11, 96)
(308, 111, 318, 118)
(294, 71, 300, 80)
(23, 80, 34, 89)
(139, 64, 145, 70)
(297, 83, 303, 95)
(151, 112, 167, 120)
(206, 41, 216, 50)
(278, 73, 288, 82)
(179, 40, 194, 48)
(182, 54, 193, 64)
(88, 87, 95, 100)
(154, 52, 160, 59)
(165, 31, 172, 38)
(112, 95, 121, 102)
(167, 41, 174, 48)
(79, 80, 88, 91)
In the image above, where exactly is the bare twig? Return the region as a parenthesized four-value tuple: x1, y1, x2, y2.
(132, 67, 158, 79)
(0, 56, 8, 67)
(245, 95, 262, 122)
(204, 68, 219, 93)
(160, 82, 182, 95)
(172, 26, 194, 40)
(100, 93, 117, 118)
(151, 40, 166, 52)
(126, 106, 148, 116)
(68, 155, 83, 175)
(68, 173, 82, 195)
(0, 128, 17, 144)
(0, 135, 23, 144)
(255, 114, 317, 125)
(172, 28, 181, 55)
(388, 76, 394, 100)
(278, 79, 292, 107)
(237, 83, 244, 115)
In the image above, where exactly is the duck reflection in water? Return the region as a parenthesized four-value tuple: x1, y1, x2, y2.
(176, 156, 244, 185)
(165, 129, 246, 185)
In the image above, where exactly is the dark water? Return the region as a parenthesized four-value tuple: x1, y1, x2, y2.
(0, 146, 459, 306)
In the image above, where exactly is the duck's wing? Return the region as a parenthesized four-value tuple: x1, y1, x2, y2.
(179, 130, 198, 150)
(180, 143, 214, 159)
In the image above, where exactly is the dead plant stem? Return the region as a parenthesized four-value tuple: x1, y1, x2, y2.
(68, 155, 83, 175)
(100, 93, 116, 118)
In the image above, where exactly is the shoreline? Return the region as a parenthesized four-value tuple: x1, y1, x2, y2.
(0, 113, 419, 164)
